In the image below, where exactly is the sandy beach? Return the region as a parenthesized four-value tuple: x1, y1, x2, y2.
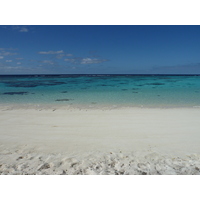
(1, 106, 200, 175)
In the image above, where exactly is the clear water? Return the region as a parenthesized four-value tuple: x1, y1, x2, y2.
(0, 75, 200, 108)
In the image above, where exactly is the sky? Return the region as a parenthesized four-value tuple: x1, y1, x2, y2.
(1, 25, 200, 74)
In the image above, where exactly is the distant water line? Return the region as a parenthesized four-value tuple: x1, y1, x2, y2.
(0, 74, 200, 108)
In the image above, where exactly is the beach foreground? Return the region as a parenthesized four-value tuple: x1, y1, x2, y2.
(1, 106, 200, 175)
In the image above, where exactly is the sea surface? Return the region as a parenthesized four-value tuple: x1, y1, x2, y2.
(0, 74, 200, 108)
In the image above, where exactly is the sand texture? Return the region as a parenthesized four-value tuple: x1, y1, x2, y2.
(1, 147, 200, 175)
(1, 106, 200, 175)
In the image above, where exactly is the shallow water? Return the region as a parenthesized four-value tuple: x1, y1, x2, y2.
(0, 74, 200, 108)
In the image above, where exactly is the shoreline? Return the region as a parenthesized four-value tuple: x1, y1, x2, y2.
(1, 106, 200, 174)
(1, 103, 200, 111)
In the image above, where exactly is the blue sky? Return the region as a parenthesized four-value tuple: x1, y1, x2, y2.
(1, 25, 200, 74)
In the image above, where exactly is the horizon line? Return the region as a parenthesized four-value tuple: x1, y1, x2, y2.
(0, 73, 200, 76)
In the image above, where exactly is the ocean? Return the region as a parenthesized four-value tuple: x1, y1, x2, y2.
(0, 74, 200, 108)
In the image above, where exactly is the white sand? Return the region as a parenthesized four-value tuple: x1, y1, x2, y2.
(0, 106, 200, 175)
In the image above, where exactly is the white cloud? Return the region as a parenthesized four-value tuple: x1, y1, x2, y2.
(1, 26, 29, 33)
(0, 56, 4, 59)
(17, 62, 21, 65)
(10, 26, 29, 33)
(15, 58, 23, 60)
(64, 57, 108, 65)
(0, 52, 17, 56)
(4, 66, 22, 69)
(56, 53, 73, 59)
(38, 50, 64, 54)
(0, 62, 27, 73)
(81, 58, 108, 64)
(41, 60, 54, 65)
(38, 50, 73, 59)
(6, 60, 12, 62)
(6, 52, 17, 56)
(0, 48, 18, 56)
(19, 27, 28, 32)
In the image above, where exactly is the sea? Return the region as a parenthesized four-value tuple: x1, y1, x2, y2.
(0, 74, 200, 108)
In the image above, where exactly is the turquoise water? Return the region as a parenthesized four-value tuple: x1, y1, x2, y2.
(0, 75, 200, 108)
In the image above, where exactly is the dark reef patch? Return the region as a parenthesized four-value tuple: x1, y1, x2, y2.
(136, 82, 165, 87)
(2, 92, 28, 95)
(67, 80, 79, 84)
(147, 82, 165, 86)
(187, 83, 194, 86)
(4, 80, 66, 88)
(99, 84, 113, 87)
(84, 79, 96, 83)
(166, 80, 178, 83)
(61, 91, 68, 93)
(122, 89, 128, 91)
(55, 98, 74, 102)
